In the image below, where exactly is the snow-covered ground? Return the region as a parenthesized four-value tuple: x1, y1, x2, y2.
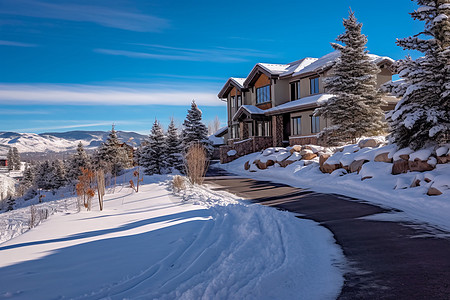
(220, 145, 450, 232)
(0, 173, 344, 299)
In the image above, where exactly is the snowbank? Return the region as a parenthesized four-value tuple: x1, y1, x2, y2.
(0, 173, 344, 299)
(221, 142, 450, 231)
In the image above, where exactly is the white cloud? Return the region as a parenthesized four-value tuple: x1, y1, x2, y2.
(1, 0, 169, 32)
(0, 84, 224, 106)
(0, 40, 37, 47)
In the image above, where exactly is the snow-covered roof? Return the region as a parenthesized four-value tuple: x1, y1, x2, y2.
(280, 58, 318, 78)
(257, 63, 291, 75)
(292, 51, 340, 77)
(208, 134, 225, 146)
(0, 156, 6, 160)
(213, 126, 228, 137)
(230, 77, 246, 89)
(265, 94, 334, 115)
(232, 105, 266, 122)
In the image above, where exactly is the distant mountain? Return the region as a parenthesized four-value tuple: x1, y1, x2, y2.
(0, 131, 147, 154)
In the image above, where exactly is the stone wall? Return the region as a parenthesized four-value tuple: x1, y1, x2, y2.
(272, 115, 283, 147)
(289, 135, 319, 146)
(219, 136, 273, 164)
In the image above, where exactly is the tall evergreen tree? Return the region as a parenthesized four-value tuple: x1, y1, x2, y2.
(6, 148, 13, 171)
(95, 125, 131, 176)
(315, 11, 386, 145)
(12, 147, 21, 170)
(166, 118, 184, 172)
(385, 0, 450, 149)
(140, 120, 167, 175)
(67, 142, 90, 182)
(182, 100, 209, 149)
(52, 159, 67, 189)
(36, 161, 57, 191)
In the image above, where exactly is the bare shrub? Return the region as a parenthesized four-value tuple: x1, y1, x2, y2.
(185, 144, 209, 185)
(29, 205, 37, 229)
(172, 175, 186, 192)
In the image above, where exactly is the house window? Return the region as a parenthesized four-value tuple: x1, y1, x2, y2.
(310, 77, 319, 95)
(290, 81, 301, 100)
(247, 122, 253, 137)
(231, 124, 240, 139)
(292, 117, 302, 135)
(231, 96, 235, 108)
(256, 121, 271, 136)
(256, 85, 271, 104)
(237, 95, 242, 107)
(311, 116, 320, 133)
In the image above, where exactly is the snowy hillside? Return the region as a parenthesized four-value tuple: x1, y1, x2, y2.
(0, 131, 146, 153)
(0, 174, 343, 299)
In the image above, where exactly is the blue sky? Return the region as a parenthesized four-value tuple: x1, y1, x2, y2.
(0, 0, 420, 134)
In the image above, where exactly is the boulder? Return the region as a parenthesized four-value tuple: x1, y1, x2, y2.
(303, 145, 313, 151)
(392, 159, 409, 175)
(361, 176, 373, 181)
(410, 179, 421, 188)
(319, 154, 331, 167)
(399, 154, 410, 161)
(349, 159, 367, 174)
(244, 161, 250, 170)
(437, 155, 450, 164)
(358, 138, 379, 148)
(408, 159, 435, 172)
(300, 149, 313, 155)
(321, 162, 341, 174)
(279, 160, 295, 168)
(427, 187, 443, 196)
(302, 153, 317, 160)
(290, 145, 302, 154)
(255, 160, 266, 170)
(374, 152, 393, 163)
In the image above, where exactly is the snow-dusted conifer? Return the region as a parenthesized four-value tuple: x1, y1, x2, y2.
(140, 120, 167, 175)
(36, 161, 57, 191)
(67, 142, 90, 182)
(315, 11, 386, 145)
(12, 147, 20, 170)
(166, 118, 184, 172)
(95, 125, 131, 176)
(384, 0, 450, 149)
(182, 101, 209, 149)
(52, 159, 66, 189)
(6, 148, 13, 171)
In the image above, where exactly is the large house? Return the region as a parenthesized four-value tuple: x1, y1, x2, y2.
(218, 51, 397, 163)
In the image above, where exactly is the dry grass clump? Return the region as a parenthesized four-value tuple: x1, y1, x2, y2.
(185, 144, 209, 185)
(172, 175, 186, 192)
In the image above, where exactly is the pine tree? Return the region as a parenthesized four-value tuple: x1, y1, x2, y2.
(67, 142, 90, 182)
(315, 11, 386, 145)
(140, 120, 167, 175)
(6, 148, 13, 171)
(385, 0, 450, 149)
(166, 118, 184, 172)
(52, 159, 66, 189)
(36, 161, 57, 191)
(12, 147, 21, 170)
(95, 125, 131, 176)
(182, 101, 209, 149)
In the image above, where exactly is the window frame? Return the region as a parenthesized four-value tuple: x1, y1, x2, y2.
(290, 81, 301, 101)
(292, 117, 302, 135)
(237, 95, 242, 107)
(310, 77, 319, 95)
(256, 85, 271, 104)
(310, 115, 320, 134)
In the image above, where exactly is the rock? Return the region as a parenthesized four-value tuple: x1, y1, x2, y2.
(304, 160, 315, 166)
(321, 162, 341, 174)
(392, 159, 409, 175)
(437, 155, 450, 164)
(300, 149, 313, 155)
(361, 176, 373, 181)
(279, 160, 295, 168)
(399, 154, 410, 160)
(303, 145, 313, 151)
(427, 187, 443, 196)
(408, 159, 435, 172)
(302, 153, 317, 160)
(410, 179, 421, 188)
(290, 145, 302, 154)
(266, 160, 275, 167)
(349, 159, 367, 174)
(319, 154, 331, 167)
(255, 160, 266, 170)
(244, 161, 250, 170)
(358, 138, 379, 148)
(374, 152, 393, 163)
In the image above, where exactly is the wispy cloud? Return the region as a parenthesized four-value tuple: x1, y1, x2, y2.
(9, 120, 146, 133)
(0, 0, 169, 32)
(0, 108, 48, 115)
(0, 83, 224, 106)
(95, 44, 274, 63)
(0, 40, 37, 47)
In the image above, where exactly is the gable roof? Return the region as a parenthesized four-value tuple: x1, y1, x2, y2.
(218, 77, 247, 98)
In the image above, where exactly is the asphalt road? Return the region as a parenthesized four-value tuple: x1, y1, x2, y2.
(205, 163, 450, 299)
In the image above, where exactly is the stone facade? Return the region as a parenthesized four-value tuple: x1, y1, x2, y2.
(272, 115, 283, 147)
(289, 136, 319, 146)
(219, 136, 272, 164)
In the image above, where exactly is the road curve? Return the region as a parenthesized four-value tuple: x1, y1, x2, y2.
(205, 163, 450, 299)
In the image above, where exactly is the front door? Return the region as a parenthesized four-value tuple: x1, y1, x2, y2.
(282, 113, 291, 143)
